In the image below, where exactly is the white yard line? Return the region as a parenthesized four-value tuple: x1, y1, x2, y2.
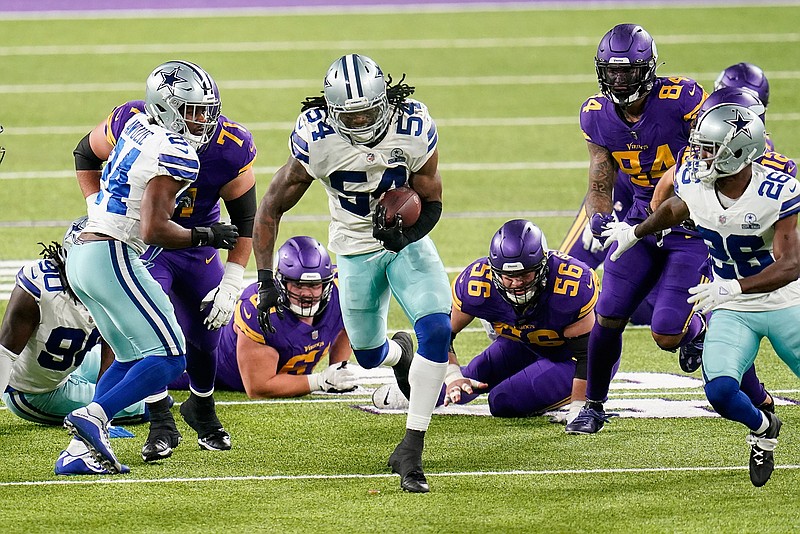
(3, 464, 800, 487)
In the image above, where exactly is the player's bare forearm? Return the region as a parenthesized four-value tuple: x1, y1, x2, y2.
(329, 330, 352, 365)
(584, 142, 616, 216)
(226, 237, 252, 268)
(0, 287, 39, 353)
(253, 158, 313, 270)
(77, 170, 102, 198)
(409, 149, 443, 203)
(739, 215, 800, 293)
(570, 378, 587, 403)
(650, 166, 677, 212)
(140, 176, 194, 248)
(634, 196, 690, 238)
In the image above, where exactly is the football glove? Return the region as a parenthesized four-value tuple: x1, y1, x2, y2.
(589, 213, 616, 248)
(601, 221, 641, 261)
(372, 204, 410, 252)
(581, 219, 603, 253)
(308, 362, 357, 393)
(442, 363, 487, 406)
(256, 268, 283, 334)
(191, 222, 239, 250)
(548, 401, 584, 425)
(200, 263, 245, 330)
(687, 278, 742, 314)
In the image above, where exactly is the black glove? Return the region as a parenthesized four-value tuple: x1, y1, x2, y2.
(191, 222, 239, 250)
(372, 204, 410, 253)
(257, 268, 283, 334)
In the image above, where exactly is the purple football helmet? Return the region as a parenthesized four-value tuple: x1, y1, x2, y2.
(699, 86, 766, 123)
(595, 24, 659, 107)
(714, 62, 769, 108)
(276, 236, 334, 317)
(488, 220, 548, 308)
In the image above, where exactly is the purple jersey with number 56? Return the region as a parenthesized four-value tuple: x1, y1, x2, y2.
(104, 100, 257, 228)
(452, 252, 598, 362)
(580, 77, 705, 226)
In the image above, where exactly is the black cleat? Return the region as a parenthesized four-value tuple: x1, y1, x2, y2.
(679, 314, 706, 373)
(388, 429, 429, 493)
(142, 401, 182, 463)
(390, 332, 414, 400)
(180, 393, 231, 451)
(747, 410, 782, 487)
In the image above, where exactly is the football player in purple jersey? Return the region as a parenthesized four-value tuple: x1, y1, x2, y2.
(565, 24, 711, 435)
(442, 220, 600, 422)
(170, 236, 356, 397)
(73, 60, 257, 460)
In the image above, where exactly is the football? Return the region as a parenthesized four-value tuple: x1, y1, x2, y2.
(379, 186, 422, 227)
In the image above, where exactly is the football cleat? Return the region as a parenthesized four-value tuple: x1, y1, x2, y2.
(679, 313, 706, 373)
(564, 406, 612, 435)
(747, 410, 782, 487)
(180, 393, 231, 451)
(390, 332, 414, 400)
(55, 450, 130, 476)
(64, 407, 123, 474)
(142, 403, 182, 462)
(372, 384, 410, 410)
(388, 436, 429, 493)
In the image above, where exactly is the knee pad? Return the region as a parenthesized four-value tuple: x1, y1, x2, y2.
(414, 313, 450, 363)
(353, 343, 388, 369)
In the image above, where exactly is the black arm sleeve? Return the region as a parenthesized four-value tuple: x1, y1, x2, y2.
(74, 133, 104, 171)
(223, 185, 257, 238)
(403, 200, 442, 243)
(564, 333, 589, 380)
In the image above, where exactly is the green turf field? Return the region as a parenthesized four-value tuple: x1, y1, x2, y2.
(1, 4, 800, 533)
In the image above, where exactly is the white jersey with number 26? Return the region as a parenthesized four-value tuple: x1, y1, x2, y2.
(674, 161, 800, 312)
(289, 99, 438, 256)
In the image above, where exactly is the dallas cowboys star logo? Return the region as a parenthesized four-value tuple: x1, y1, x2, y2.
(724, 109, 753, 139)
(157, 67, 188, 95)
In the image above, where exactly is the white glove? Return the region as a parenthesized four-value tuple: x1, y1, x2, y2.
(308, 362, 357, 393)
(602, 221, 641, 261)
(548, 401, 584, 425)
(443, 363, 486, 406)
(201, 263, 245, 330)
(687, 278, 742, 314)
(581, 220, 603, 253)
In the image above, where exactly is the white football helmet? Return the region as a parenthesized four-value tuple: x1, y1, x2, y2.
(59, 216, 89, 264)
(144, 60, 221, 150)
(323, 54, 390, 145)
(687, 104, 766, 184)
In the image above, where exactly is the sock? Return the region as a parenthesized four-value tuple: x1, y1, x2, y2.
(66, 437, 89, 455)
(186, 344, 216, 394)
(705, 376, 763, 431)
(585, 323, 624, 401)
(144, 389, 169, 404)
(382, 338, 402, 367)
(406, 356, 447, 431)
(755, 412, 770, 435)
(739, 365, 768, 406)
(94, 355, 185, 417)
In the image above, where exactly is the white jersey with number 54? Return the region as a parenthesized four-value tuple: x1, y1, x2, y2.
(289, 99, 438, 255)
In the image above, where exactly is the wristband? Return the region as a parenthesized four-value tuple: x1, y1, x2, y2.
(444, 363, 463, 385)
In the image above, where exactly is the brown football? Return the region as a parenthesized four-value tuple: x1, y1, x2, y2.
(379, 186, 422, 227)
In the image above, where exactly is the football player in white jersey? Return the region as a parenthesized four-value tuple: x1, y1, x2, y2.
(603, 104, 800, 487)
(0, 218, 147, 475)
(59, 62, 238, 475)
(253, 54, 451, 493)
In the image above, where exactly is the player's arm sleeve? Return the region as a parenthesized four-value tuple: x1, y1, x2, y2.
(224, 185, 256, 238)
(564, 334, 589, 380)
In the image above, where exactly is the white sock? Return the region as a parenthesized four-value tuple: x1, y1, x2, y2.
(85, 401, 110, 425)
(382, 338, 402, 367)
(144, 390, 170, 403)
(189, 387, 214, 398)
(755, 412, 770, 435)
(406, 356, 447, 431)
